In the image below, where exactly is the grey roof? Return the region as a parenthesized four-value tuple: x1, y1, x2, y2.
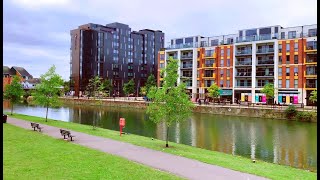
(3, 66, 10, 74)
(11, 66, 33, 78)
(24, 78, 41, 84)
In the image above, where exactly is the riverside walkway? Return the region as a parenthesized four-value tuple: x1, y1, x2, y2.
(7, 117, 267, 180)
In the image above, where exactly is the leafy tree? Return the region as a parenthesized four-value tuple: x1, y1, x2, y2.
(140, 86, 147, 96)
(285, 105, 297, 119)
(145, 74, 157, 95)
(146, 58, 195, 147)
(102, 79, 113, 97)
(310, 90, 317, 103)
(86, 76, 101, 99)
(207, 83, 220, 104)
(4, 75, 24, 115)
(123, 79, 135, 97)
(32, 65, 64, 121)
(261, 83, 274, 105)
(63, 81, 70, 95)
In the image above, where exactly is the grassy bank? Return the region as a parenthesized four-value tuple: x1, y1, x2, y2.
(4, 123, 182, 180)
(6, 113, 317, 180)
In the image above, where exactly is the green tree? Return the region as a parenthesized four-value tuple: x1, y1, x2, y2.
(140, 86, 147, 96)
(261, 83, 274, 105)
(4, 75, 24, 115)
(207, 83, 220, 104)
(310, 90, 317, 108)
(123, 79, 135, 97)
(145, 74, 157, 95)
(32, 65, 64, 121)
(86, 76, 101, 99)
(102, 79, 113, 97)
(146, 58, 195, 147)
(63, 81, 70, 95)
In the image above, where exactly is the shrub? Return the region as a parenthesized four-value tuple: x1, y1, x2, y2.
(296, 111, 316, 122)
(284, 105, 297, 119)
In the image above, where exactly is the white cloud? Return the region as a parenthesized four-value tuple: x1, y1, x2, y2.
(11, 0, 71, 10)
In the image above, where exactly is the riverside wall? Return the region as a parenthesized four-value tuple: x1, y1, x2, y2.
(60, 98, 316, 121)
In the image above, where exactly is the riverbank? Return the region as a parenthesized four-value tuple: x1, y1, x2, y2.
(4, 124, 180, 180)
(59, 97, 317, 122)
(5, 113, 317, 179)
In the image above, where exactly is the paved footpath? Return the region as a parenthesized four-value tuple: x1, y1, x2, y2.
(7, 117, 268, 180)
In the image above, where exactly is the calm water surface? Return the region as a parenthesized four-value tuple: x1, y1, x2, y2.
(3, 101, 317, 171)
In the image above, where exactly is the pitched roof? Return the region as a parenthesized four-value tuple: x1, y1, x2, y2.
(11, 66, 33, 78)
(24, 78, 41, 84)
(3, 66, 10, 74)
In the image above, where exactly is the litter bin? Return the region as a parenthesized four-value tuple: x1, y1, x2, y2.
(3, 114, 7, 123)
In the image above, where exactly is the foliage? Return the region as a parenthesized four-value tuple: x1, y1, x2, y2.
(123, 79, 135, 96)
(295, 111, 316, 122)
(3, 75, 24, 115)
(63, 81, 70, 94)
(101, 79, 113, 97)
(310, 90, 317, 103)
(4, 124, 180, 180)
(86, 76, 101, 99)
(146, 58, 195, 147)
(261, 83, 274, 104)
(145, 74, 157, 94)
(32, 65, 64, 121)
(284, 105, 297, 119)
(8, 113, 317, 179)
(207, 83, 220, 99)
(140, 86, 147, 96)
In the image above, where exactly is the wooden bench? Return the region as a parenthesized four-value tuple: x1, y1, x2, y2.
(60, 129, 75, 141)
(30, 122, 44, 132)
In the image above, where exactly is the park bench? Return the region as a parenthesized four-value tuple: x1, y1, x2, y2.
(60, 129, 75, 141)
(30, 122, 44, 132)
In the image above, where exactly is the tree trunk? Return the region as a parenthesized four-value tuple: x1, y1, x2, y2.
(45, 105, 49, 122)
(166, 126, 169, 147)
(11, 102, 14, 115)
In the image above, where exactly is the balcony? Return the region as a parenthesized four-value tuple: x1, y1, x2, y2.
(180, 75, 192, 79)
(167, 56, 178, 60)
(235, 72, 252, 77)
(256, 59, 274, 65)
(235, 50, 252, 56)
(306, 58, 317, 64)
(204, 63, 214, 67)
(181, 55, 193, 59)
(306, 83, 317, 88)
(306, 45, 317, 51)
(167, 43, 198, 49)
(256, 72, 274, 77)
(236, 34, 277, 43)
(235, 85, 252, 88)
(256, 48, 274, 54)
(235, 60, 252, 66)
(181, 64, 193, 69)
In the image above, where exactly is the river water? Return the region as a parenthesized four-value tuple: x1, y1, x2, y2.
(3, 101, 317, 171)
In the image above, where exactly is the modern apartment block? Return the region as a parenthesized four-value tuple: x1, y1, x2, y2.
(70, 22, 164, 97)
(158, 24, 317, 106)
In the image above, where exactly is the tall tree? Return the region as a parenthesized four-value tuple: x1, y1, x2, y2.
(145, 74, 157, 95)
(32, 65, 64, 121)
(207, 83, 220, 104)
(310, 90, 317, 108)
(102, 79, 113, 97)
(146, 58, 195, 147)
(63, 80, 70, 95)
(123, 79, 135, 97)
(4, 75, 24, 115)
(86, 76, 101, 99)
(261, 83, 274, 105)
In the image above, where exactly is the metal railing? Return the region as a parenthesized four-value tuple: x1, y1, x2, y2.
(236, 50, 252, 55)
(306, 58, 317, 63)
(306, 83, 317, 88)
(181, 55, 193, 59)
(257, 59, 274, 65)
(256, 48, 274, 54)
(235, 72, 252, 77)
(235, 60, 252, 65)
(256, 72, 274, 76)
(181, 64, 193, 68)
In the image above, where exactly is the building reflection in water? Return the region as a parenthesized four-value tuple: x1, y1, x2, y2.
(3, 101, 317, 171)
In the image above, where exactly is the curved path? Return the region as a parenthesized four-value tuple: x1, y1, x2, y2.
(7, 117, 268, 180)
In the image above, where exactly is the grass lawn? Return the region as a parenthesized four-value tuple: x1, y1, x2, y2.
(6, 113, 317, 180)
(3, 123, 182, 180)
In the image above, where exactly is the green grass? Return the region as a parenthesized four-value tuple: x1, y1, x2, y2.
(6, 113, 317, 180)
(4, 123, 182, 180)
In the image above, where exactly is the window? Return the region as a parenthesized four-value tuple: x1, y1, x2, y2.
(279, 44, 282, 52)
(211, 39, 219, 46)
(278, 80, 282, 88)
(281, 32, 285, 39)
(220, 80, 224, 87)
(286, 43, 290, 52)
(227, 49, 230, 56)
(286, 67, 290, 76)
(288, 31, 296, 39)
(226, 80, 230, 87)
(278, 67, 282, 76)
(294, 55, 298, 64)
(227, 59, 230, 66)
(279, 56, 282, 64)
(220, 70, 224, 76)
(227, 69, 230, 77)
(220, 60, 224, 66)
(221, 49, 224, 56)
(294, 80, 298, 88)
(294, 42, 298, 51)
(294, 67, 298, 76)
(308, 29, 317, 37)
(286, 55, 290, 64)
(286, 79, 290, 88)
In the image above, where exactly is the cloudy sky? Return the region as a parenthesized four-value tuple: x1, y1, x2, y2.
(4, 0, 317, 80)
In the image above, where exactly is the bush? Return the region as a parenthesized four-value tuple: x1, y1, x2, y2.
(284, 105, 297, 119)
(296, 111, 316, 122)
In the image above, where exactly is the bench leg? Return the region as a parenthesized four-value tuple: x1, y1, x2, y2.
(70, 137, 73, 141)
(39, 128, 41, 132)
(33, 127, 36, 131)
(63, 135, 66, 139)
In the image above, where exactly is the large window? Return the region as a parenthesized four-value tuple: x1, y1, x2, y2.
(286, 80, 290, 88)
(278, 67, 282, 76)
(279, 56, 282, 64)
(294, 43, 298, 51)
(288, 31, 296, 39)
(205, 50, 214, 57)
(294, 55, 298, 64)
(279, 44, 282, 52)
(294, 67, 298, 76)
(220, 60, 224, 66)
(286, 43, 290, 52)
(221, 49, 224, 56)
(278, 80, 282, 88)
(294, 80, 298, 88)
(227, 59, 230, 66)
(175, 39, 183, 44)
(211, 39, 219, 46)
(220, 70, 224, 76)
(185, 37, 193, 43)
(308, 29, 317, 37)
(286, 67, 290, 76)
(281, 32, 285, 39)
(227, 49, 230, 56)
(226, 80, 230, 87)
(227, 69, 230, 77)
(220, 80, 224, 87)
(286, 55, 290, 64)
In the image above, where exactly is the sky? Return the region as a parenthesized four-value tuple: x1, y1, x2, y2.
(4, 0, 317, 80)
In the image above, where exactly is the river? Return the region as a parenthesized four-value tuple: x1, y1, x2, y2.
(3, 101, 317, 171)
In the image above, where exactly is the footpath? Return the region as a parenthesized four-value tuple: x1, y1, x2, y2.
(7, 117, 267, 180)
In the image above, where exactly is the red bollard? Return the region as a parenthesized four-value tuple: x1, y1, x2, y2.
(119, 118, 125, 136)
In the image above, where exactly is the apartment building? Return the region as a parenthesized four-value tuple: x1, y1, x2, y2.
(70, 22, 164, 97)
(159, 24, 317, 105)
